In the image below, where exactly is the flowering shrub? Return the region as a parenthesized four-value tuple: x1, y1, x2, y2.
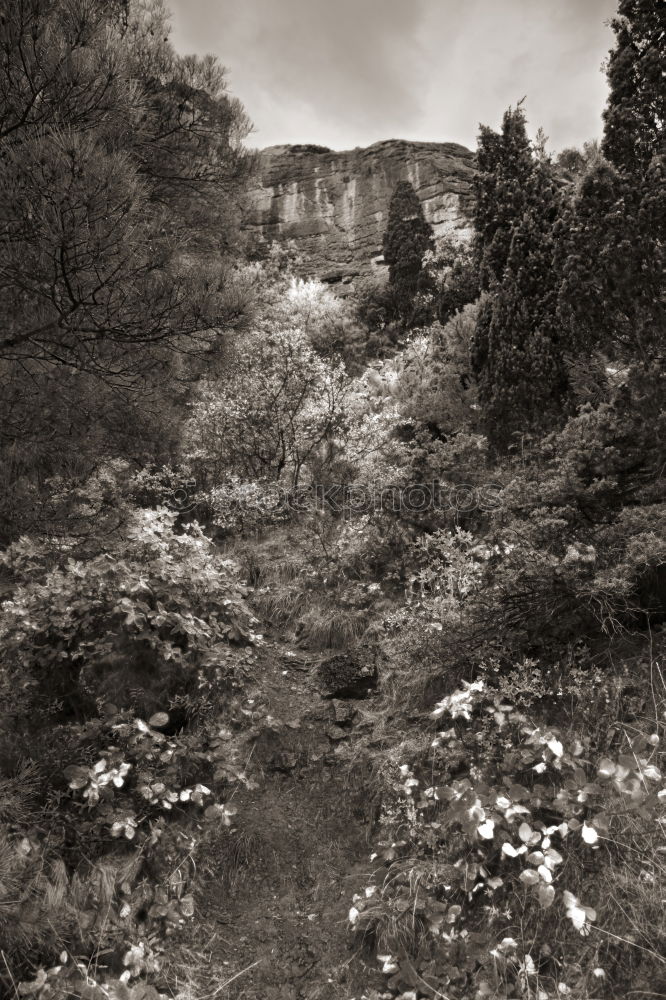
(61, 712, 238, 842)
(0, 501, 264, 994)
(183, 328, 350, 491)
(0, 507, 258, 720)
(204, 477, 294, 535)
(1, 688, 257, 996)
(350, 665, 666, 998)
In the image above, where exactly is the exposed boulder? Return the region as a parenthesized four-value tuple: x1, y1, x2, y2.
(317, 647, 378, 699)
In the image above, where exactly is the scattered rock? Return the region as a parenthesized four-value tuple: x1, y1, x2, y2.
(326, 727, 349, 742)
(270, 751, 298, 772)
(331, 699, 357, 724)
(251, 721, 301, 771)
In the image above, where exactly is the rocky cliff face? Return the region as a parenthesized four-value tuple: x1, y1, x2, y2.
(243, 139, 475, 286)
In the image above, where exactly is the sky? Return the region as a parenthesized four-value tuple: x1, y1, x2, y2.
(168, 0, 619, 154)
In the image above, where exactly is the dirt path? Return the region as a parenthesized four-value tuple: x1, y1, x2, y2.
(178, 633, 384, 1000)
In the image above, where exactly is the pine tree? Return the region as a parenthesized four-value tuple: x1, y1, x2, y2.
(602, 0, 666, 178)
(382, 180, 434, 325)
(0, 0, 253, 537)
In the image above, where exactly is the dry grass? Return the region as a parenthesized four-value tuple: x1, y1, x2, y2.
(198, 827, 267, 893)
(254, 582, 307, 627)
(352, 858, 435, 957)
(297, 602, 368, 650)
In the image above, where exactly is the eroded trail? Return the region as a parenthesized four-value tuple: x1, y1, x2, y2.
(180, 633, 383, 1000)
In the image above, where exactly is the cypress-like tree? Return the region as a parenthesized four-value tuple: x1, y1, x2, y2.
(471, 106, 568, 446)
(602, 0, 666, 179)
(557, 0, 665, 362)
(470, 107, 535, 387)
(473, 105, 534, 291)
(476, 158, 567, 447)
(557, 155, 665, 362)
(382, 180, 434, 324)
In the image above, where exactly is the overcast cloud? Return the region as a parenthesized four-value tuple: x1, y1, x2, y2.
(168, 0, 618, 153)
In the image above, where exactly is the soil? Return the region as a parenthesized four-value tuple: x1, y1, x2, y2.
(175, 631, 386, 1000)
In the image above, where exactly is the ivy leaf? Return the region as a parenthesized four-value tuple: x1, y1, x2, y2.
(63, 765, 89, 789)
(597, 758, 616, 778)
(546, 847, 563, 867)
(477, 819, 495, 840)
(538, 883, 555, 909)
(518, 822, 533, 843)
(563, 891, 596, 934)
(148, 712, 170, 729)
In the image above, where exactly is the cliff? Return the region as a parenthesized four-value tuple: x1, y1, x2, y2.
(243, 139, 475, 286)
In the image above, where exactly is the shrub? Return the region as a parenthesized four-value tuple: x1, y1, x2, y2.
(350, 655, 666, 999)
(183, 328, 349, 491)
(0, 507, 257, 723)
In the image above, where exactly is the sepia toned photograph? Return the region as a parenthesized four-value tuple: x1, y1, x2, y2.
(0, 1, 664, 998)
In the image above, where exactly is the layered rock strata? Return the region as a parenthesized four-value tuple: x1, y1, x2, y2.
(243, 139, 474, 286)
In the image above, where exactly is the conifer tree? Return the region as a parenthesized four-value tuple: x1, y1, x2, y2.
(476, 158, 567, 447)
(470, 107, 536, 393)
(382, 180, 434, 325)
(557, 0, 665, 362)
(0, 0, 253, 537)
(557, 155, 665, 362)
(602, 0, 665, 179)
(473, 105, 534, 291)
(471, 107, 568, 447)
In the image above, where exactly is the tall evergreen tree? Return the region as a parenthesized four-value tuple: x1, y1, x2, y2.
(557, 0, 665, 363)
(473, 105, 534, 291)
(556, 154, 665, 362)
(602, 0, 665, 178)
(476, 158, 566, 448)
(382, 180, 434, 325)
(471, 106, 568, 447)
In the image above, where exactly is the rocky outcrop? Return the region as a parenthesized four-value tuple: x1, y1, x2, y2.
(243, 139, 474, 286)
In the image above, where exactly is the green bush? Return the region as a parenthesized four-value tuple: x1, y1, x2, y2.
(0, 506, 257, 723)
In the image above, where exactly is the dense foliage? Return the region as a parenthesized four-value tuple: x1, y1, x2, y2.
(382, 180, 435, 327)
(601, 0, 665, 177)
(0, 0, 253, 543)
(0, 1, 664, 998)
